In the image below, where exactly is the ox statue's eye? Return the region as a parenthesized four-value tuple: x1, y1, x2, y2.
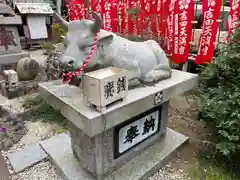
(80, 45, 92, 50)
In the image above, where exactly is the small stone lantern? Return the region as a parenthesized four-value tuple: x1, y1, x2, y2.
(0, 3, 29, 66)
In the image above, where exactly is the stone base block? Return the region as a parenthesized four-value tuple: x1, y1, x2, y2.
(40, 128, 189, 180)
(68, 101, 169, 179)
(0, 51, 29, 65)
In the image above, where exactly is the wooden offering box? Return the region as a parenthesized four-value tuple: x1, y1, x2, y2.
(83, 66, 129, 111)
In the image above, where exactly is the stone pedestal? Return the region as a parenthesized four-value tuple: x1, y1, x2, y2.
(69, 101, 168, 179)
(39, 70, 198, 180)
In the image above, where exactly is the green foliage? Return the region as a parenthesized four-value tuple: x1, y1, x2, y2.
(52, 23, 67, 36)
(51, 23, 67, 42)
(187, 163, 239, 180)
(187, 143, 240, 180)
(198, 28, 240, 156)
(22, 94, 67, 128)
(84, 0, 90, 8)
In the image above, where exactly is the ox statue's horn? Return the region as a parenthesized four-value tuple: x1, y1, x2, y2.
(53, 11, 69, 31)
(91, 12, 102, 34)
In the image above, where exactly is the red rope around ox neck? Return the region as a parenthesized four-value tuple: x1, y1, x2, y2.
(62, 32, 99, 84)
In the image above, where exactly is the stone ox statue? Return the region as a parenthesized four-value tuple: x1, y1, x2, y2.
(54, 12, 172, 86)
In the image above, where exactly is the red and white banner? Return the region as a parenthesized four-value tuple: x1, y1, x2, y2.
(117, 1, 127, 34)
(172, 0, 194, 63)
(166, 0, 175, 55)
(127, 0, 134, 34)
(158, 0, 168, 47)
(227, 0, 240, 38)
(102, 0, 114, 31)
(136, 0, 145, 36)
(195, 0, 221, 64)
(157, 0, 163, 40)
(93, 0, 102, 16)
(67, 0, 85, 20)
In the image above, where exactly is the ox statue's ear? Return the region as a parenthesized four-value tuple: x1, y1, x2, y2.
(97, 35, 113, 46)
(91, 12, 102, 34)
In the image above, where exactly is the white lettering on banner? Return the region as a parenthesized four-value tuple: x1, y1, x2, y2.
(167, 0, 175, 52)
(203, 46, 208, 55)
(95, 0, 102, 14)
(229, 0, 240, 32)
(104, 2, 112, 31)
(179, 46, 185, 54)
(169, 0, 174, 11)
(178, 9, 188, 55)
(174, 14, 178, 54)
(180, 35, 187, 45)
(180, 11, 187, 21)
(205, 26, 212, 36)
(208, 0, 216, 6)
(167, 15, 174, 51)
(180, 21, 187, 27)
(105, 11, 112, 31)
(232, 0, 238, 4)
(76, 4, 84, 16)
(232, 3, 239, 10)
(104, 2, 111, 11)
(157, 0, 161, 11)
(179, 0, 191, 10)
(199, 0, 217, 56)
(205, 8, 214, 19)
(205, 19, 214, 26)
(205, 35, 211, 44)
(145, 0, 150, 12)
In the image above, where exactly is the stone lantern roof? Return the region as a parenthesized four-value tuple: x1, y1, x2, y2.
(0, 4, 22, 25)
(0, 3, 15, 16)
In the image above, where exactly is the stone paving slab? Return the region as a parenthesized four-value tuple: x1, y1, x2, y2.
(40, 132, 92, 180)
(7, 143, 48, 173)
(40, 128, 189, 180)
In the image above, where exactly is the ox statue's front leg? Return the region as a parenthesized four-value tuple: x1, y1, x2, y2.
(140, 40, 172, 85)
(126, 70, 145, 89)
(141, 64, 172, 85)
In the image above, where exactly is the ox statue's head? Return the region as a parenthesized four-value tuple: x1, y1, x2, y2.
(53, 12, 114, 71)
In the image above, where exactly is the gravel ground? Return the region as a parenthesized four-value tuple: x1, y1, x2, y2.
(1, 121, 64, 180)
(149, 163, 190, 180)
(0, 93, 64, 180)
(11, 161, 63, 180)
